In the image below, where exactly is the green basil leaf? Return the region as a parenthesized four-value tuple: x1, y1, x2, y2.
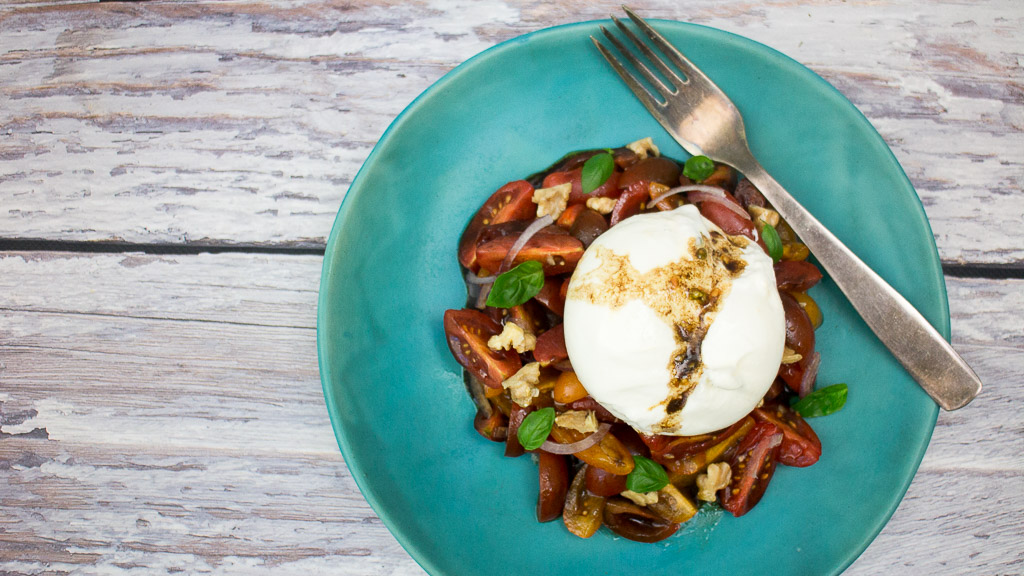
(485, 260, 545, 308)
(683, 155, 715, 182)
(762, 223, 783, 263)
(626, 455, 669, 493)
(793, 383, 848, 418)
(581, 152, 614, 194)
(517, 406, 555, 451)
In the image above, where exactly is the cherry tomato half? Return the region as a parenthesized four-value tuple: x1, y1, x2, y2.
(603, 498, 680, 543)
(774, 260, 823, 292)
(537, 451, 569, 522)
(458, 180, 536, 271)
(564, 465, 607, 538)
(754, 402, 822, 467)
(443, 309, 522, 389)
(719, 421, 783, 517)
(475, 233, 584, 276)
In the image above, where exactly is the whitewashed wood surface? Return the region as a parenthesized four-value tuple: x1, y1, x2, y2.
(1, 1, 1021, 575)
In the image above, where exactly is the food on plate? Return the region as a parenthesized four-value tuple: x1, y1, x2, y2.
(442, 139, 847, 542)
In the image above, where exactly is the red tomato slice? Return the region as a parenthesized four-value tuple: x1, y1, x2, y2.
(754, 402, 822, 467)
(443, 309, 522, 389)
(534, 276, 566, 317)
(719, 421, 783, 517)
(781, 291, 815, 358)
(543, 168, 622, 204)
(584, 464, 628, 497)
(533, 324, 568, 366)
(696, 194, 757, 240)
(505, 403, 531, 458)
(537, 451, 569, 522)
(774, 260, 823, 292)
(475, 234, 584, 276)
(556, 203, 586, 229)
(458, 180, 536, 271)
(609, 181, 649, 226)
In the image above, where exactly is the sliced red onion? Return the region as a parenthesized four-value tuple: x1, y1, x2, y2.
(465, 271, 497, 285)
(798, 351, 821, 398)
(687, 190, 752, 221)
(647, 184, 729, 209)
(540, 422, 611, 455)
(499, 214, 553, 273)
(768, 432, 784, 449)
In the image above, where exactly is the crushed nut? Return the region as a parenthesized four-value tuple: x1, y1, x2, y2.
(621, 489, 659, 506)
(781, 346, 803, 365)
(749, 205, 780, 229)
(502, 362, 542, 408)
(487, 322, 536, 354)
(533, 182, 571, 220)
(585, 196, 616, 214)
(554, 410, 599, 434)
(626, 137, 660, 160)
(696, 462, 732, 502)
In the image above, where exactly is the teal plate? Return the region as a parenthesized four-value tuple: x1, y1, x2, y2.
(318, 20, 944, 576)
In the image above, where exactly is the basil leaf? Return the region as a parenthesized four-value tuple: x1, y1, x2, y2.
(762, 223, 783, 263)
(581, 152, 614, 194)
(683, 155, 715, 182)
(793, 383, 848, 418)
(626, 455, 669, 493)
(517, 406, 555, 451)
(485, 260, 545, 308)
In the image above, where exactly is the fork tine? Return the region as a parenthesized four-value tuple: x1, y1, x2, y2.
(598, 25, 673, 99)
(610, 15, 683, 89)
(590, 35, 664, 110)
(621, 5, 714, 88)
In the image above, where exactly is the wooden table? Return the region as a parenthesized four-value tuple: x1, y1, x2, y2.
(1, 1, 1021, 574)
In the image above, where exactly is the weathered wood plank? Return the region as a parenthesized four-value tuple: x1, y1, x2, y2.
(0, 252, 1020, 574)
(1, 1, 1021, 262)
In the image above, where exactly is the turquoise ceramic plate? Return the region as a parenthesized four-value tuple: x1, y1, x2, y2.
(318, 20, 944, 576)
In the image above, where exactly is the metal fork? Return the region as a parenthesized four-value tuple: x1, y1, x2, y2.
(592, 7, 982, 410)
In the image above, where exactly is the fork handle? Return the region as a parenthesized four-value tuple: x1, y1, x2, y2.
(732, 154, 982, 410)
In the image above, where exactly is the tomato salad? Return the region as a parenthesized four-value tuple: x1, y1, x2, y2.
(443, 140, 847, 542)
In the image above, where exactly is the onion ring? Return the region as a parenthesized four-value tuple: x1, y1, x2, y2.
(540, 422, 611, 455)
(646, 184, 732, 209)
(464, 271, 497, 285)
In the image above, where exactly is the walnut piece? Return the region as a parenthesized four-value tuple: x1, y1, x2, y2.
(696, 462, 732, 502)
(626, 136, 660, 160)
(554, 410, 599, 434)
(781, 346, 803, 365)
(487, 322, 536, 354)
(585, 196, 617, 215)
(502, 362, 541, 408)
(748, 205, 780, 229)
(533, 182, 571, 220)
(621, 489, 659, 506)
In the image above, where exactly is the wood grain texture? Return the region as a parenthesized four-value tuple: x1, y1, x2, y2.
(1, 0, 1022, 263)
(0, 252, 1021, 575)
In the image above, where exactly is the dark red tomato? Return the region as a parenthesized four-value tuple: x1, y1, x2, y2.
(543, 168, 622, 204)
(696, 194, 757, 240)
(485, 301, 547, 336)
(537, 451, 569, 522)
(618, 156, 681, 189)
(609, 182, 650, 226)
(777, 362, 804, 394)
(609, 422, 651, 458)
(780, 291, 815, 358)
(774, 260, 823, 292)
(473, 405, 507, 442)
(458, 180, 535, 271)
(640, 418, 749, 462)
(719, 421, 783, 517)
(569, 208, 608, 248)
(475, 233, 584, 276)
(505, 403, 531, 457)
(733, 178, 767, 209)
(552, 147, 638, 172)
(534, 276, 566, 317)
(754, 402, 822, 467)
(584, 464, 628, 497)
(533, 324, 568, 365)
(567, 396, 618, 423)
(443, 309, 522, 389)
(603, 498, 680, 543)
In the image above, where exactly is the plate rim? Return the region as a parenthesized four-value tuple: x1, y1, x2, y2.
(317, 18, 945, 576)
